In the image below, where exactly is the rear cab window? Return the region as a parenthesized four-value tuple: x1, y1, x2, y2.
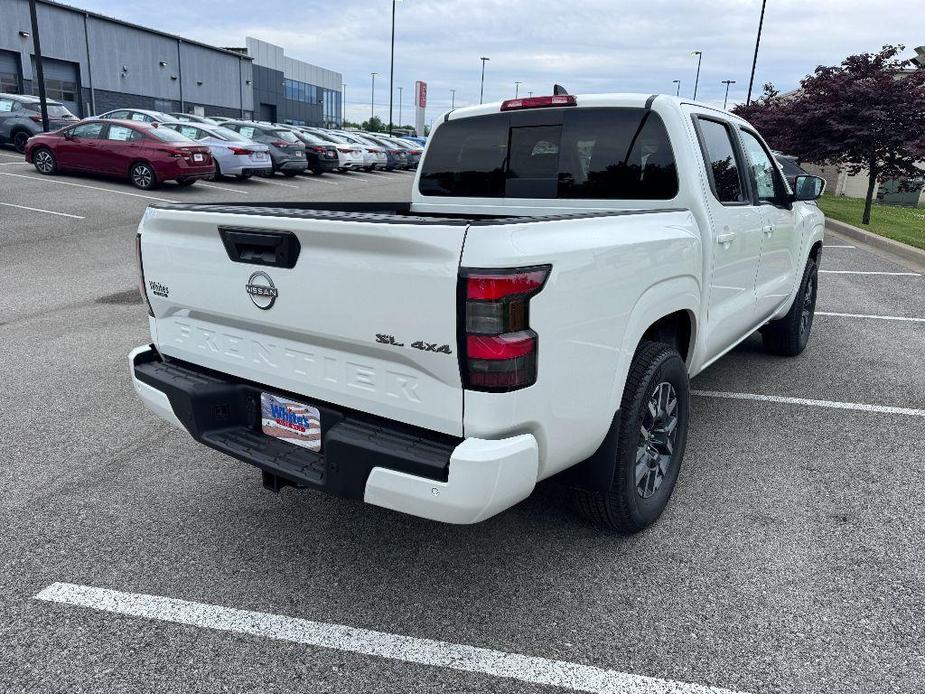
(418, 107, 678, 200)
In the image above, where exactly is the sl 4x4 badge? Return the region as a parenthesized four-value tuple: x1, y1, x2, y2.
(376, 334, 452, 355)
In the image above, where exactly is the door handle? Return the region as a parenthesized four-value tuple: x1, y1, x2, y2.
(716, 232, 736, 245)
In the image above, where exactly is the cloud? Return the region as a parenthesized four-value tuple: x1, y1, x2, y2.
(66, 0, 922, 124)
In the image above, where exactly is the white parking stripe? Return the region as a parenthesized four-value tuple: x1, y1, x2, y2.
(0, 202, 84, 219)
(35, 582, 747, 694)
(823, 244, 855, 249)
(248, 177, 299, 189)
(0, 161, 24, 165)
(195, 182, 248, 194)
(692, 390, 925, 417)
(0, 171, 175, 203)
(817, 311, 925, 323)
(301, 176, 340, 186)
(819, 270, 920, 276)
(0, 151, 22, 159)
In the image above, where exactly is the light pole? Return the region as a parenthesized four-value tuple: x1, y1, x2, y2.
(370, 72, 378, 123)
(450, 89, 456, 109)
(397, 86, 403, 129)
(721, 79, 736, 109)
(514, 81, 522, 98)
(528, 91, 533, 97)
(672, 79, 681, 96)
(691, 51, 703, 100)
(479, 57, 490, 104)
(28, 0, 49, 131)
(388, 0, 403, 135)
(746, 0, 767, 105)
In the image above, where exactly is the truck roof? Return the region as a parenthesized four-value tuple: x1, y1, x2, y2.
(443, 93, 750, 127)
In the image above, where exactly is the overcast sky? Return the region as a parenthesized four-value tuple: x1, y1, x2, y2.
(66, 0, 922, 126)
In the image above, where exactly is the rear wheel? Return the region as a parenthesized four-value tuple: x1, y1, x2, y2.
(282, 171, 299, 178)
(236, 173, 252, 180)
(32, 147, 57, 175)
(573, 341, 690, 533)
(12, 130, 30, 153)
(176, 177, 197, 187)
(761, 257, 818, 357)
(212, 160, 224, 180)
(130, 162, 157, 190)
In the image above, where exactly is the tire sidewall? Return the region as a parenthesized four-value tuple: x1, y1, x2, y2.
(616, 350, 690, 529)
(13, 131, 30, 153)
(33, 147, 56, 175)
(797, 259, 818, 351)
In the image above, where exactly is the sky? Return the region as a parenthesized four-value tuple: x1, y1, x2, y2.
(61, 0, 923, 126)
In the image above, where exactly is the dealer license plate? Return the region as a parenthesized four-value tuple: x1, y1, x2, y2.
(193, 153, 204, 162)
(260, 393, 321, 452)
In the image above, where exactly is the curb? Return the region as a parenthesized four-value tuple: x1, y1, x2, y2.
(825, 218, 925, 272)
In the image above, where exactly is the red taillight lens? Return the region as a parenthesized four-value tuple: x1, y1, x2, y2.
(311, 145, 327, 152)
(460, 266, 550, 392)
(500, 95, 577, 111)
(229, 146, 253, 155)
(135, 233, 154, 317)
(271, 140, 291, 148)
(29, 114, 43, 123)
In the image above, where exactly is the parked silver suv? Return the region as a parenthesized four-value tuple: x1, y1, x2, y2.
(0, 93, 78, 153)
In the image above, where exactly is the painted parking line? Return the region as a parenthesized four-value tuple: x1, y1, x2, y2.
(248, 177, 300, 189)
(195, 182, 248, 194)
(0, 201, 84, 219)
(819, 270, 920, 276)
(823, 244, 856, 249)
(692, 390, 925, 417)
(0, 161, 25, 166)
(0, 150, 22, 159)
(816, 311, 925, 323)
(34, 583, 747, 694)
(0, 171, 176, 203)
(301, 176, 341, 186)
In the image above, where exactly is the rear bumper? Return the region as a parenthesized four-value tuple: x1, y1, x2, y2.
(129, 345, 538, 524)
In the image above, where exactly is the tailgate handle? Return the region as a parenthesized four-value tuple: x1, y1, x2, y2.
(219, 227, 301, 269)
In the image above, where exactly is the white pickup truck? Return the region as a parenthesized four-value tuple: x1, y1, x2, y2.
(130, 93, 826, 533)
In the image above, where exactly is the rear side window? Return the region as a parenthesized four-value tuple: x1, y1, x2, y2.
(418, 108, 678, 200)
(270, 129, 299, 143)
(695, 118, 746, 204)
(106, 125, 139, 141)
(237, 126, 256, 138)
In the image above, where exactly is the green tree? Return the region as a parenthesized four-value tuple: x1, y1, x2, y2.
(361, 115, 386, 132)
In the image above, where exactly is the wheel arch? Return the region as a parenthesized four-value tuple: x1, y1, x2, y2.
(128, 158, 158, 182)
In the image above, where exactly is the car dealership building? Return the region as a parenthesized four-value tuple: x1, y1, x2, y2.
(0, 0, 343, 126)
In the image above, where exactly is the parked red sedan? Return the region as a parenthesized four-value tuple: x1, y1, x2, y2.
(24, 119, 214, 190)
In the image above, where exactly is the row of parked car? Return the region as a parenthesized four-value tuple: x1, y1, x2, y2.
(1, 92, 425, 190)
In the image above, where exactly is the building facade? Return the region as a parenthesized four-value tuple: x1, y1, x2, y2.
(237, 37, 342, 128)
(0, 0, 343, 127)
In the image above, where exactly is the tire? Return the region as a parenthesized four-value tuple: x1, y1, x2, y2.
(236, 173, 252, 180)
(32, 147, 57, 175)
(212, 160, 223, 180)
(282, 171, 299, 178)
(129, 162, 157, 190)
(760, 256, 818, 357)
(573, 341, 690, 533)
(311, 169, 325, 177)
(12, 130, 30, 154)
(175, 177, 197, 187)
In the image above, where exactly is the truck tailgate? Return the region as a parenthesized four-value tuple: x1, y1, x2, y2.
(139, 205, 467, 436)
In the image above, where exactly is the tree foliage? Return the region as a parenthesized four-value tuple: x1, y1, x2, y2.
(732, 45, 925, 224)
(360, 115, 387, 132)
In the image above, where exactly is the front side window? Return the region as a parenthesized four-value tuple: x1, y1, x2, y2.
(0, 98, 13, 112)
(419, 108, 679, 200)
(696, 118, 746, 204)
(739, 129, 783, 203)
(69, 122, 103, 139)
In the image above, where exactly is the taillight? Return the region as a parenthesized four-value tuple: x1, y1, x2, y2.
(337, 147, 352, 153)
(228, 146, 253, 155)
(135, 233, 154, 317)
(29, 114, 43, 123)
(311, 145, 327, 152)
(500, 95, 577, 111)
(459, 266, 550, 391)
(271, 140, 292, 148)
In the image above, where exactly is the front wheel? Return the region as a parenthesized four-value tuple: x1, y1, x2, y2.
(130, 162, 157, 190)
(12, 131, 30, 153)
(573, 341, 690, 533)
(33, 147, 57, 175)
(761, 256, 818, 357)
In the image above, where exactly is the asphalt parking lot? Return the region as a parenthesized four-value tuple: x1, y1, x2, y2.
(1, 148, 923, 694)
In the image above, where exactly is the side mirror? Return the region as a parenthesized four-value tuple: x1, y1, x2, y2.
(793, 174, 825, 201)
(63, 131, 73, 140)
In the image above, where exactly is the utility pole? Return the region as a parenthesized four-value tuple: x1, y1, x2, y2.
(450, 89, 456, 109)
(28, 0, 49, 131)
(721, 79, 736, 109)
(672, 79, 681, 96)
(514, 81, 522, 98)
(388, 0, 399, 135)
(479, 57, 490, 104)
(370, 72, 378, 123)
(746, 0, 767, 105)
(691, 51, 703, 100)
